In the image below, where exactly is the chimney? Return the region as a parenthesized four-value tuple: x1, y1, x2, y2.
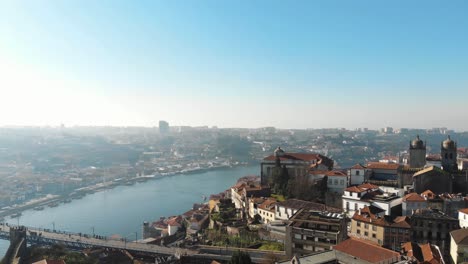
(358, 209, 361, 215)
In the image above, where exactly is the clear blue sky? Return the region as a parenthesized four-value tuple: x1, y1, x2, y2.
(1, 1, 467, 130)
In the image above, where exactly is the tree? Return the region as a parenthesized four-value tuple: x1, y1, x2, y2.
(230, 250, 252, 264)
(252, 214, 262, 224)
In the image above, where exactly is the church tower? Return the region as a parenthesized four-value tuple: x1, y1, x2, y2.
(441, 135, 457, 172)
(409, 135, 426, 168)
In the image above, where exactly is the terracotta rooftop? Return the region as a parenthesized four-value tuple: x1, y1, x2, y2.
(345, 186, 364, 193)
(459, 208, 468, 214)
(333, 237, 400, 263)
(401, 242, 443, 264)
(352, 206, 389, 227)
(258, 198, 277, 211)
(324, 170, 347, 177)
(391, 216, 411, 228)
(351, 163, 366, 169)
(358, 183, 379, 190)
(403, 192, 426, 202)
(366, 162, 400, 170)
(421, 189, 436, 199)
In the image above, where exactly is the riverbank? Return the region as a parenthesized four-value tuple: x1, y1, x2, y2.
(0, 162, 255, 220)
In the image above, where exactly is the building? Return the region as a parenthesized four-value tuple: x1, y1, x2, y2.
(411, 209, 460, 259)
(325, 170, 348, 193)
(342, 183, 403, 218)
(409, 135, 426, 169)
(261, 147, 334, 185)
(333, 238, 401, 264)
(450, 228, 468, 264)
(256, 198, 277, 223)
(441, 135, 458, 172)
(275, 199, 340, 221)
(159, 120, 169, 134)
(402, 192, 427, 216)
(349, 163, 367, 186)
(413, 166, 452, 194)
(350, 205, 411, 250)
(230, 179, 270, 214)
(400, 242, 444, 264)
(365, 162, 401, 187)
(459, 208, 468, 228)
(285, 208, 347, 258)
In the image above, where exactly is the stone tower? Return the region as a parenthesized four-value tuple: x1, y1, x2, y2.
(441, 135, 457, 172)
(409, 135, 426, 168)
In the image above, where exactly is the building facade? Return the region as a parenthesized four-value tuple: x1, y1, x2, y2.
(411, 208, 460, 259)
(261, 147, 333, 185)
(285, 208, 347, 258)
(409, 135, 426, 168)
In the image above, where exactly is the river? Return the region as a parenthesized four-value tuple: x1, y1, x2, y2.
(0, 165, 258, 256)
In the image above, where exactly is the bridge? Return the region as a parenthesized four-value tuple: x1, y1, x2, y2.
(0, 224, 196, 257)
(0, 224, 286, 263)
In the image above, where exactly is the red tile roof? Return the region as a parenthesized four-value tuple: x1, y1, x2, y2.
(345, 186, 364, 193)
(403, 192, 426, 202)
(392, 216, 411, 228)
(401, 242, 443, 264)
(325, 170, 347, 177)
(421, 190, 436, 199)
(257, 198, 277, 211)
(358, 183, 379, 190)
(334, 237, 400, 263)
(351, 163, 366, 169)
(459, 208, 468, 214)
(366, 162, 401, 170)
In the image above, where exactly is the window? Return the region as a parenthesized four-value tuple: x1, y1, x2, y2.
(357, 222, 361, 227)
(356, 170, 360, 176)
(357, 229, 361, 234)
(372, 225, 377, 231)
(328, 179, 332, 184)
(364, 223, 369, 229)
(364, 231, 369, 236)
(346, 202, 350, 210)
(340, 180, 344, 185)
(334, 179, 338, 185)
(354, 204, 358, 211)
(372, 233, 376, 238)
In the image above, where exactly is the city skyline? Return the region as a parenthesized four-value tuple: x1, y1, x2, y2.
(1, 1, 468, 130)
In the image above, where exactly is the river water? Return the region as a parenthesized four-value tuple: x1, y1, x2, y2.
(0, 165, 258, 256)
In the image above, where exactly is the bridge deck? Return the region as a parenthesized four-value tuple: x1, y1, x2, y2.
(0, 225, 197, 256)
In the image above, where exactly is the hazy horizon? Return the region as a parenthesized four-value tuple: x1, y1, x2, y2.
(1, 1, 468, 130)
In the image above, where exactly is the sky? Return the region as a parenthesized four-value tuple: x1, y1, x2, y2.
(1, 1, 467, 130)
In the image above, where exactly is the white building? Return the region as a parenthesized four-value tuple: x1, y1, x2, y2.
(459, 209, 468, 228)
(326, 170, 348, 193)
(342, 183, 403, 218)
(402, 192, 427, 216)
(257, 198, 277, 224)
(349, 163, 366, 186)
